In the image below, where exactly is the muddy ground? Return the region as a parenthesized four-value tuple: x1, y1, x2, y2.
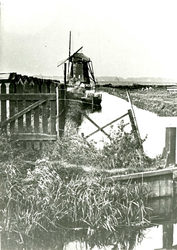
(98, 86, 177, 116)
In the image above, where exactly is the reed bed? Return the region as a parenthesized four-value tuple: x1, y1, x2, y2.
(0, 157, 152, 249)
(0, 116, 155, 249)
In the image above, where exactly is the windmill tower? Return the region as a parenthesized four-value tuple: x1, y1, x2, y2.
(57, 32, 97, 89)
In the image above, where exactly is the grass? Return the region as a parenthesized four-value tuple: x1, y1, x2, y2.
(0, 114, 157, 249)
(98, 85, 177, 116)
(1, 159, 152, 249)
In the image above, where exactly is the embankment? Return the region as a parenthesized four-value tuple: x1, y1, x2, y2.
(98, 86, 177, 116)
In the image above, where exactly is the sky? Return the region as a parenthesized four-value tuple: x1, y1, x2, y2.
(1, 0, 177, 79)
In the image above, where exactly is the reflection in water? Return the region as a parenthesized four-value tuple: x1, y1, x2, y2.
(64, 226, 145, 250)
(1, 225, 146, 250)
(49, 92, 177, 250)
(62, 93, 177, 250)
(64, 222, 177, 250)
(3, 92, 177, 250)
(79, 92, 177, 159)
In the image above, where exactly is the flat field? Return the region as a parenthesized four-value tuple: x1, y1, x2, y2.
(98, 85, 177, 116)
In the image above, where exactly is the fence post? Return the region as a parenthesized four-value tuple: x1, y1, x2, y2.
(0, 226, 2, 250)
(163, 222, 173, 249)
(127, 91, 143, 152)
(0, 172, 2, 250)
(64, 63, 67, 86)
(128, 109, 143, 151)
(56, 84, 60, 138)
(164, 127, 176, 166)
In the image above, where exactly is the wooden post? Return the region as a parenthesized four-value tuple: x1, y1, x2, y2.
(127, 90, 143, 152)
(163, 222, 173, 249)
(91, 95, 94, 111)
(50, 82, 56, 136)
(64, 63, 67, 86)
(1, 83, 6, 134)
(33, 79, 40, 149)
(41, 80, 48, 135)
(59, 84, 66, 137)
(9, 80, 16, 134)
(165, 127, 176, 166)
(128, 109, 143, 151)
(0, 226, 2, 250)
(25, 78, 33, 149)
(0, 83, 1, 123)
(56, 84, 60, 138)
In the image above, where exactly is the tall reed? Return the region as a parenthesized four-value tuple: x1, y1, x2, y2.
(1, 159, 152, 249)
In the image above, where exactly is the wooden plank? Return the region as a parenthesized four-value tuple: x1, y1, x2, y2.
(164, 178, 173, 197)
(59, 84, 66, 137)
(33, 83, 40, 133)
(16, 83, 23, 133)
(0, 93, 56, 100)
(159, 198, 166, 214)
(165, 128, 176, 165)
(24, 80, 32, 148)
(165, 197, 173, 214)
(50, 82, 56, 135)
(173, 170, 177, 196)
(0, 100, 46, 127)
(149, 199, 160, 215)
(159, 177, 166, 197)
(13, 133, 57, 141)
(1, 83, 6, 127)
(56, 85, 60, 137)
(151, 180, 160, 197)
(9, 81, 16, 133)
(0, 84, 1, 123)
(83, 113, 111, 139)
(109, 167, 177, 181)
(163, 221, 173, 249)
(33, 81, 40, 149)
(41, 82, 48, 134)
(85, 112, 128, 139)
(26, 97, 32, 132)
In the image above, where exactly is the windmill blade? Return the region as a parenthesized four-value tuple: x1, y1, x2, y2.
(57, 57, 70, 67)
(57, 46, 83, 67)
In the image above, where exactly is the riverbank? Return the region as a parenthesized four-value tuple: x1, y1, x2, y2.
(98, 86, 177, 116)
(0, 92, 173, 249)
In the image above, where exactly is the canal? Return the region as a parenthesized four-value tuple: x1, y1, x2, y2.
(75, 91, 177, 250)
(1, 91, 177, 250)
(79, 91, 177, 159)
(64, 222, 177, 249)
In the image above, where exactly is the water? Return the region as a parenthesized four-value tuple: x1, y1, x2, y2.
(79, 92, 177, 159)
(75, 92, 177, 249)
(64, 223, 177, 249)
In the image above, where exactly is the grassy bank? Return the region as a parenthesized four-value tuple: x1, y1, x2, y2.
(0, 119, 156, 249)
(98, 86, 177, 116)
(1, 159, 152, 249)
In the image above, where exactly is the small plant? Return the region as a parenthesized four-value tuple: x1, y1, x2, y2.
(101, 122, 152, 170)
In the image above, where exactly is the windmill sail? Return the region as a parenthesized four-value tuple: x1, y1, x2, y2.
(57, 46, 83, 67)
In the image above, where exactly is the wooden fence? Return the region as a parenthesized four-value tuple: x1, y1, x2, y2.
(0, 73, 66, 148)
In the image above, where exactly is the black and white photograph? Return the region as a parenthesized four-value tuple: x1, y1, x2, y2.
(0, 0, 177, 249)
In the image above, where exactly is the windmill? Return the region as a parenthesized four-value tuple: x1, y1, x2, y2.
(57, 32, 97, 89)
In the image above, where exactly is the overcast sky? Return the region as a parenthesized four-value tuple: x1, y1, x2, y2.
(1, 0, 177, 79)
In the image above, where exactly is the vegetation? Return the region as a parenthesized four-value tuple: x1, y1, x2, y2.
(0, 119, 156, 249)
(0, 160, 152, 249)
(98, 86, 177, 116)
